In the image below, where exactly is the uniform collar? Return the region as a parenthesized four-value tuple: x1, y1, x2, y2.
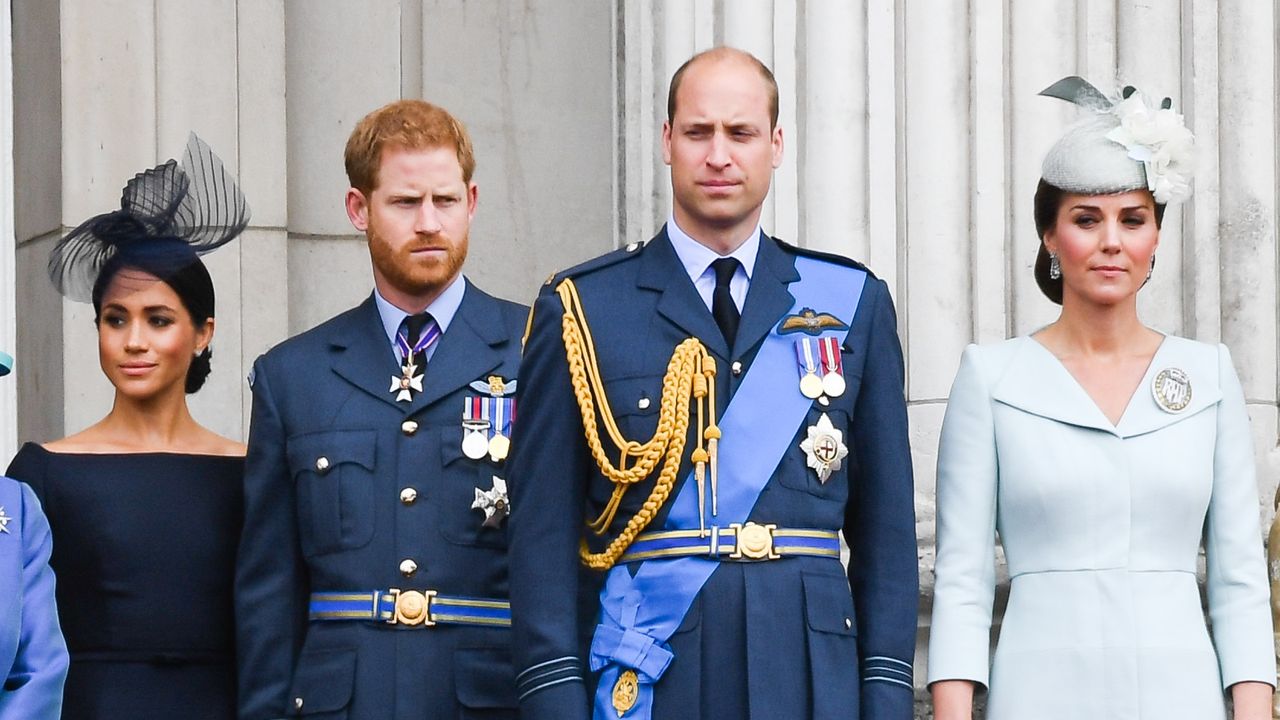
(373, 273, 467, 348)
(665, 214, 760, 284)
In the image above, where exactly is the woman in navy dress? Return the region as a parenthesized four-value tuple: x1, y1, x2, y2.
(6, 135, 250, 720)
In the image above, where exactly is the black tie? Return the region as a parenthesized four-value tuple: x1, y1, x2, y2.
(403, 312, 432, 367)
(710, 257, 740, 346)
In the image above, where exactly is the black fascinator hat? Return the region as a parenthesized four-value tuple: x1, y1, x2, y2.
(49, 134, 250, 393)
(49, 133, 250, 303)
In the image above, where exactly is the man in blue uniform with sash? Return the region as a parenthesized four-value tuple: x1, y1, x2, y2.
(236, 101, 527, 719)
(507, 48, 918, 719)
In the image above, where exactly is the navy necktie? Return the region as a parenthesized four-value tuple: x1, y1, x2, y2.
(402, 312, 433, 367)
(710, 257, 740, 346)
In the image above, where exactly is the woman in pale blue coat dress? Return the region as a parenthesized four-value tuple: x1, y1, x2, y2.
(929, 78, 1276, 719)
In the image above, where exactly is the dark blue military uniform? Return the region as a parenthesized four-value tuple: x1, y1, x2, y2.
(507, 230, 918, 720)
(236, 281, 526, 719)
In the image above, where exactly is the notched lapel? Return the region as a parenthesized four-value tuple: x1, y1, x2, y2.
(638, 231, 730, 360)
(409, 284, 507, 414)
(330, 297, 408, 411)
(734, 235, 798, 358)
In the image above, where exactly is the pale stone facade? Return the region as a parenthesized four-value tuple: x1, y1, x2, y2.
(5, 1, 1279, 715)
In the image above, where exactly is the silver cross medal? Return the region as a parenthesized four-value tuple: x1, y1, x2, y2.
(0, 506, 11, 534)
(390, 358, 424, 402)
(799, 413, 849, 483)
(472, 476, 510, 528)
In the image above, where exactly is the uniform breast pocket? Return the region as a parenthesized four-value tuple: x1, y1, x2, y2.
(438, 426, 508, 549)
(778, 406, 855, 502)
(603, 374, 663, 442)
(287, 430, 378, 556)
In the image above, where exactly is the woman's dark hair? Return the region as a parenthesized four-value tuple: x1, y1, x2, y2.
(1032, 179, 1167, 304)
(90, 239, 216, 394)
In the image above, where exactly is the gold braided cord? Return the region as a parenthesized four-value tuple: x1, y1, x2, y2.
(555, 278, 718, 571)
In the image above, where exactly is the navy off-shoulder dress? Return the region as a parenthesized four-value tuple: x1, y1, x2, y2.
(6, 443, 243, 720)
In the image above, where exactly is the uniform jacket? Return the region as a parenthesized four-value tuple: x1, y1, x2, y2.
(928, 336, 1275, 719)
(236, 281, 528, 720)
(507, 230, 918, 720)
(0, 477, 68, 720)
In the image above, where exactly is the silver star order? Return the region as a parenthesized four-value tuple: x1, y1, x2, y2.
(0, 506, 11, 534)
(472, 476, 510, 528)
(389, 360, 424, 402)
(799, 413, 849, 484)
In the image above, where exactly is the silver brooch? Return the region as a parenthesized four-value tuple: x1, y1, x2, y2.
(1151, 367, 1192, 413)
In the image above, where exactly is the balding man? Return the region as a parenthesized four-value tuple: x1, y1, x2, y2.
(507, 47, 918, 720)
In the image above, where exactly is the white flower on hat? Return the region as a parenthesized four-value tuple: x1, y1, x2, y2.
(1104, 91, 1195, 204)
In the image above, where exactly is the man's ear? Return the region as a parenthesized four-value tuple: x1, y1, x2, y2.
(346, 188, 370, 232)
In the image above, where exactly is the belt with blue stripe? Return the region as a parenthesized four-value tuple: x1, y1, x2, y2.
(618, 523, 840, 563)
(309, 589, 511, 628)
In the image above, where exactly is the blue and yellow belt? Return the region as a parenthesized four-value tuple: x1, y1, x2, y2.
(309, 589, 511, 628)
(618, 522, 840, 563)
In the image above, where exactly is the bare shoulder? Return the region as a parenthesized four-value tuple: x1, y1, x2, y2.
(191, 426, 247, 457)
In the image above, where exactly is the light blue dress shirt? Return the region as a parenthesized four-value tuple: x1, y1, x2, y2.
(373, 274, 467, 362)
(665, 216, 759, 314)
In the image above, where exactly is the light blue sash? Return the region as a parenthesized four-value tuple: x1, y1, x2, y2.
(588, 257, 867, 719)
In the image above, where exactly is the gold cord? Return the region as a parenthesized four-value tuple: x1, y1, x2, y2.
(556, 278, 719, 570)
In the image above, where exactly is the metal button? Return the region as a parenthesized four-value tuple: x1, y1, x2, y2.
(731, 361, 743, 376)
(625, 242, 640, 252)
(399, 558, 418, 577)
(637, 397, 651, 410)
(844, 617, 852, 630)
(294, 697, 304, 710)
(314, 456, 330, 473)
(401, 420, 419, 436)
(400, 487, 418, 505)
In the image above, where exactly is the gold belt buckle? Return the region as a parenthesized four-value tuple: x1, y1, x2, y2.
(729, 522, 779, 560)
(388, 588, 437, 627)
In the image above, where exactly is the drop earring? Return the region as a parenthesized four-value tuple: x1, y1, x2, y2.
(1049, 253, 1061, 280)
(1146, 254, 1156, 282)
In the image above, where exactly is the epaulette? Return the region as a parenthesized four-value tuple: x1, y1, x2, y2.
(540, 241, 648, 291)
(773, 236, 878, 279)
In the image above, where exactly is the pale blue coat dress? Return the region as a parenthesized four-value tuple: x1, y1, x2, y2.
(928, 336, 1275, 719)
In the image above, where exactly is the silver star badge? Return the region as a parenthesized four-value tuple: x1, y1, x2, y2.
(472, 476, 510, 528)
(799, 413, 848, 483)
(390, 360, 424, 402)
(0, 506, 11, 534)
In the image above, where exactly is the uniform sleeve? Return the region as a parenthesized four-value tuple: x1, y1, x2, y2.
(927, 344, 999, 689)
(0, 483, 68, 720)
(1204, 344, 1275, 689)
(844, 279, 919, 720)
(236, 356, 310, 719)
(506, 289, 591, 720)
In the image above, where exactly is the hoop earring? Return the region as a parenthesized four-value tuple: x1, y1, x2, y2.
(1048, 253, 1061, 280)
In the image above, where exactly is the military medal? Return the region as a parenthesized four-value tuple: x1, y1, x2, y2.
(0, 506, 9, 534)
(390, 320, 441, 402)
(612, 669, 639, 717)
(390, 359, 424, 403)
(1152, 367, 1192, 413)
(799, 413, 848, 483)
(489, 397, 512, 462)
(472, 475, 510, 528)
(818, 336, 846, 398)
(794, 338, 824, 399)
(462, 397, 491, 460)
